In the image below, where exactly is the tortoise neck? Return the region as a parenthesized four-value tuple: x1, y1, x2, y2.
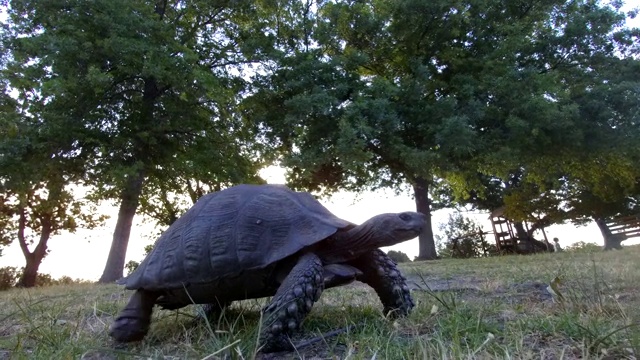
(320, 222, 378, 263)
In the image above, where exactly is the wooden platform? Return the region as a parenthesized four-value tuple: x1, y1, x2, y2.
(605, 215, 640, 240)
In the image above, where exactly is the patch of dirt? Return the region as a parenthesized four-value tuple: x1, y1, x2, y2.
(255, 338, 350, 360)
(405, 274, 554, 303)
(494, 280, 554, 303)
(405, 274, 483, 292)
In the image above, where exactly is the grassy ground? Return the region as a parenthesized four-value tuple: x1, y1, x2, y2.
(1, 246, 639, 359)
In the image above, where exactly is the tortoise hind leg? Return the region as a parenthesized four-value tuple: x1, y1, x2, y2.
(110, 289, 160, 342)
(260, 253, 324, 353)
(348, 249, 414, 317)
(200, 299, 232, 321)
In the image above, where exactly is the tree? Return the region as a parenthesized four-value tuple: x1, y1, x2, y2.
(2, 0, 277, 282)
(436, 213, 495, 258)
(364, 1, 640, 253)
(559, 55, 640, 249)
(562, 157, 640, 250)
(444, 39, 640, 251)
(249, 0, 483, 260)
(386, 250, 411, 263)
(138, 143, 266, 229)
(0, 84, 19, 257)
(443, 170, 562, 252)
(0, 88, 105, 287)
(249, 0, 638, 260)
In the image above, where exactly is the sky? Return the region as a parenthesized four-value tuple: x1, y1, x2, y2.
(3, 166, 637, 281)
(1, 1, 640, 280)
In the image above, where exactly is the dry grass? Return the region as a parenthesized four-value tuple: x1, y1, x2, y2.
(1, 245, 639, 359)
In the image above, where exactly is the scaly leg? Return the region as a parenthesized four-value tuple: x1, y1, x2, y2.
(110, 289, 160, 342)
(260, 253, 324, 353)
(200, 298, 232, 320)
(349, 249, 414, 317)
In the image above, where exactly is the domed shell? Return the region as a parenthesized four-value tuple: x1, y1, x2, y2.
(121, 184, 353, 290)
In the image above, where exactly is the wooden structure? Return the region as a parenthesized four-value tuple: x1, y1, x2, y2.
(605, 214, 640, 240)
(489, 207, 550, 254)
(490, 208, 517, 253)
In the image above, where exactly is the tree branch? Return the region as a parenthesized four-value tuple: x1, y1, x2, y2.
(17, 205, 31, 257)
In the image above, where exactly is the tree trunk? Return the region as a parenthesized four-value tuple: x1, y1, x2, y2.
(513, 221, 549, 253)
(513, 222, 529, 240)
(100, 74, 157, 283)
(16, 208, 52, 288)
(98, 170, 146, 283)
(17, 255, 41, 287)
(413, 177, 437, 260)
(594, 217, 623, 250)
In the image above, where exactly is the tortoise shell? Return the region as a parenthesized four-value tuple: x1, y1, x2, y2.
(121, 184, 353, 290)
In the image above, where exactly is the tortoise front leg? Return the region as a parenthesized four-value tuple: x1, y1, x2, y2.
(110, 289, 160, 342)
(260, 253, 324, 353)
(348, 249, 414, 317)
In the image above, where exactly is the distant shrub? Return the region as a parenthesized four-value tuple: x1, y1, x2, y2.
(51, 276, 90, 286)
(143, 244, 154, 255)
(387, 250, 411, 263)
(125, 260, 141, 275)
(437, 213, 497, 258)
(34, 273, 55, 287)
(0, 267, 20, 290)
(0, 267, 89, 291)
(566, 241, 601, 253)
(55, 276, 77, 285)
(125, 243, 155, 275)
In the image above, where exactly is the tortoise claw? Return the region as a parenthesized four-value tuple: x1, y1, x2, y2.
(109, 290, 159, 343)
(349, 249, 415, 317)
(110, 315, 149, 342)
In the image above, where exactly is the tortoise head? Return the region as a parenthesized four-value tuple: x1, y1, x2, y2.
(321, 212, 425, 263)
(361, 212, 426, 247)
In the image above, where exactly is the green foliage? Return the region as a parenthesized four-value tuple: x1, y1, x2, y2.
(143, 244, 154, 255)
(0, 267, 88, 291)
(2, 0, 273, 198)
(124, 261, 140, 276)
(33, 273, 55, 287)
(386, 250, 411, 263)
(0, 62, 107, 285)
(0, 181, 107, 251)
(0, 99, 107, 281)
(0, 267, 20, 291)
(436, 213, 496, 258)
(254, 0, 638, 190)
(247, 0, 640, 258)
(439, 3, 640, 228)
(1, 0, 282, 279)
(125, 243, 155, 275)
(566, 241, 602, 253)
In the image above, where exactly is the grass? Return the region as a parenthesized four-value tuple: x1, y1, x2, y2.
(1, 246, 640, 359)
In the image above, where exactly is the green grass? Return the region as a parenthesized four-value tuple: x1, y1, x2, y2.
(2, 246, 640, 359)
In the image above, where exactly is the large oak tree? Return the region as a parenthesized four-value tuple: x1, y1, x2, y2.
(0, 81, 105, 287)
(2, 0, 277, 282)
(248, 0, 638, 259)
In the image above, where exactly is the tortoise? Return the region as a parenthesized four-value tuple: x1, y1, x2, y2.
(110, 184, 425, 352)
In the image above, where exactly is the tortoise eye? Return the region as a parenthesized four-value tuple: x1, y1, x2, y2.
(399, 213, 412, 221)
